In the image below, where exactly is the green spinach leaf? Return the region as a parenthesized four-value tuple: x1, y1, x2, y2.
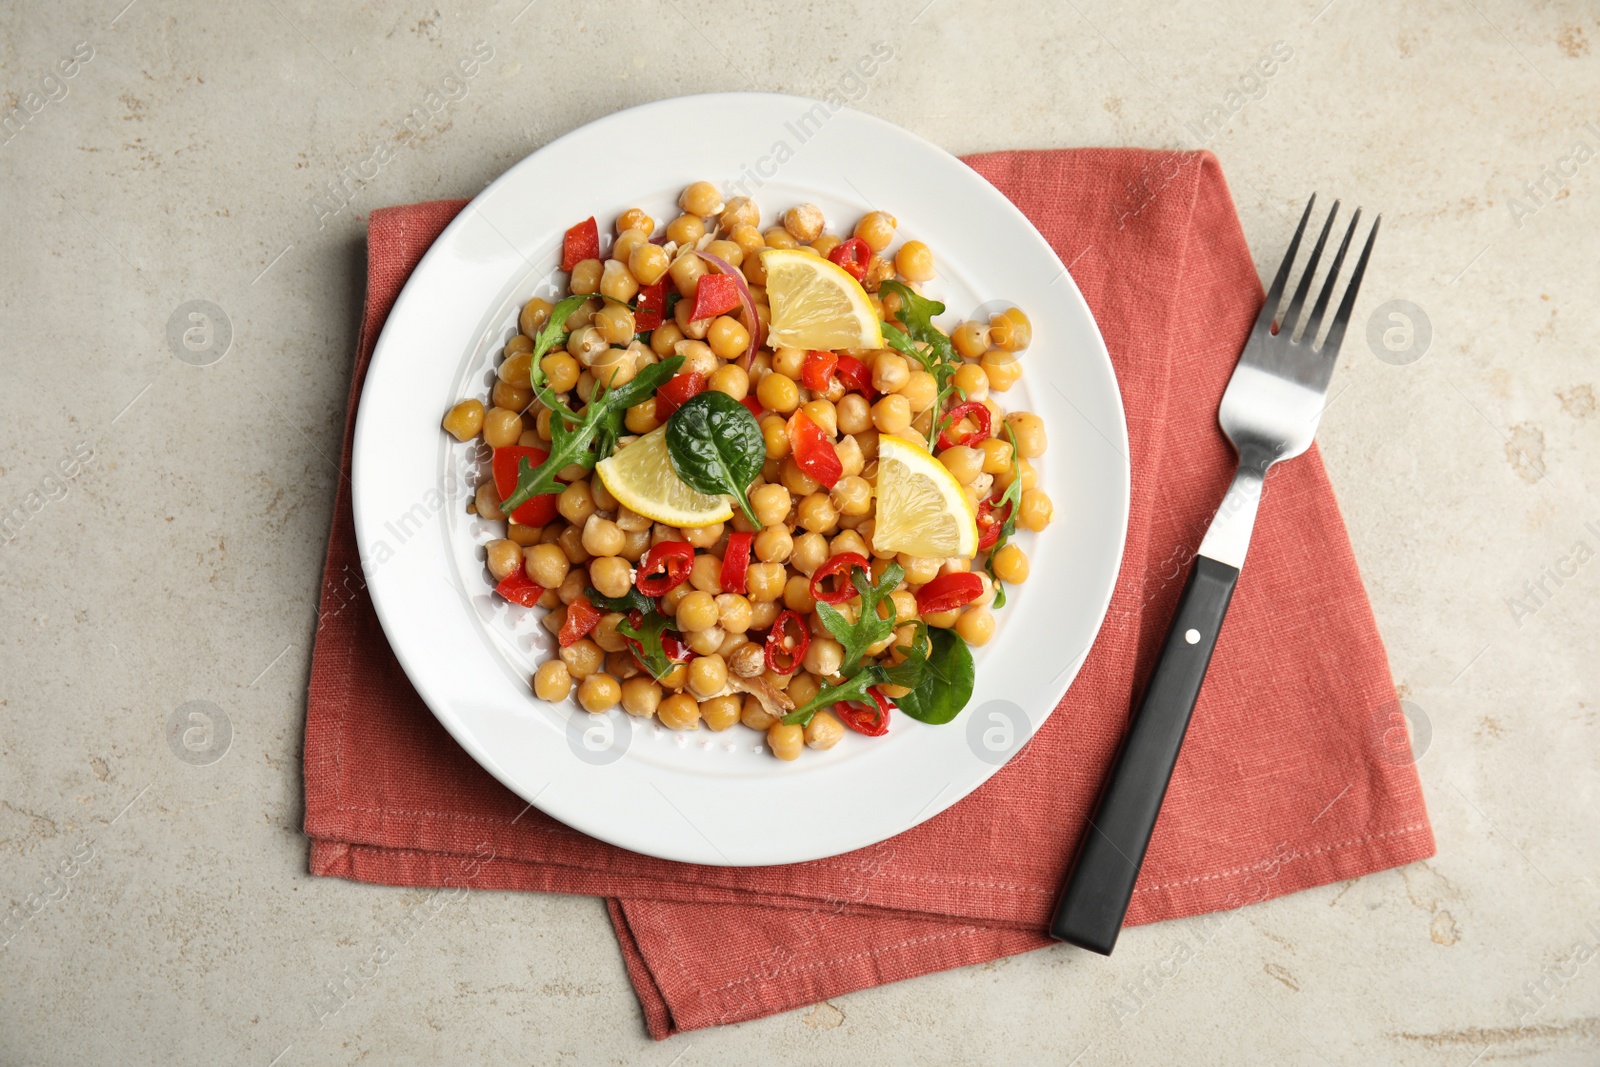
(664, 390, 765, 526)
(894, 627, 975, 724)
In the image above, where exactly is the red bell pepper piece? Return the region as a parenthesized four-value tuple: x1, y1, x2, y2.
(809, 552, 869, 605)
(494, 569, 544, 608)
(936, 400, 993, 451)
(801, 350, 838, 392)
(786, 409, 842, 489)
(558, 596, 602, 647)
(915, 572, 984, 615)
(836, 687, 891, 736)
(976, 496, 1013, 552)
(653, 372, 707, 421)
(834, 353, 875, 399)
(561, 216, 599, 271)
(690, 272, 742, 321)
(763, 609, 811, 675)
(739, 395, 764, 420)
(636, 541, 695, 596)
(491, 446, 560, 526)
(633, 280, 668, 331)
(827, 237, 871, 281)
(721, 532, 754, 595)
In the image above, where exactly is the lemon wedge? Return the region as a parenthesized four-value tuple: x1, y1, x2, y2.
(871, 434, 979, 558)
(762, 248, 884, 351)
(596, 425, 733, 528)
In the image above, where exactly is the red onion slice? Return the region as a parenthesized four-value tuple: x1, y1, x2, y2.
(696, 250, 762, 369)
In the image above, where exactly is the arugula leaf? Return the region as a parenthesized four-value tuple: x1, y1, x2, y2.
(895, 626, 975, 724)
(814, 562, 905, 676)
(502, 355, 683, 510)
(583, 586, 656, 616)
(879, 281, 965, 448)
(615, 612, 676, 681)
(782, 622, 929, 727)
(985, 420, 1025, 609)
(664, 391, 765, 525)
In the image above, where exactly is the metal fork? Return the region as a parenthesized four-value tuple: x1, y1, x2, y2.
(1049, 195, 1380, 955)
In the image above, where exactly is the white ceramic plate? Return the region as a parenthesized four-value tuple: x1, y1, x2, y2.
(352, 92, 1129, 866)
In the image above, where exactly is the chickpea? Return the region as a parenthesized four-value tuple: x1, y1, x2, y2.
(620, 527, 651, 562)
(532, 660, 572, 702)
(471, 482, 503, 522)
(989, 307, 1032, 351)
(612, 227, 648, 264)
(768, 347, 803, 378)
(649, 321, 684, 358)
(597, 258, 638, 303)
(951, 320, 991, 360)
(625, 398, 661, 435)
(871, 394, 912, 435)
(575, 673, 620, 713)
(480, 406, 521, 449)
(707, 315, 750, 360)
(675, 338, 716, 376)
(712, 194, 756, 229)
(658, 692, 701, 730)
(589, 555, 633, 599)
(692, 694, 736, 732)
(680, 180, 725, 217)
(526, 542, 572, 589)
(491, 380, 533, 413)
(685, 625, 725, 656)
(871, 351, 910, 394)
(442, 399, 485, 441)
(689, 552, 723, 592)
(704, 239, 744, 269)
(750, 483, 793, 528)
(802, 637, 843, 678)
(780, 458, 822, 497)
(835, 393, 872, 436)
(992, 543, 1029, 584)
(716, 593, 753, 633)
(556, 481, 595, 526)
(768, 722, 804, 761)
(894, 240, 935, 282)
(557, 524, 591, 566)
(755, 524, 793, 564)
(851, 208, 898, 252)
(829, 438, 861, 482)
(484, 538, 521, 582)
(981, 350, 1022, 392)
(684, 654, 726, 698)
(666, 213, 705, 246)
(741, 695, 779, 731)
(556, 570, 586, 605)
(760, 413, 792, 459)
(669, 249, 709, 302)
(784, 575, 818, 613)
(790, 531, 829, 576)
(519, 297, 554, 337)
(507, 522, 543, 548)
(783, 203, 825, 242)
(659, 582, 692, 618)
(741, 562, 782, 602)
(624, 242, 669, 288)
(704, 363, 748, 401)
(793, 492, 836, 534)
(616, 207, 654, 236)
(830, 475, 872, 518)
(949, 605, 994, 646)
(898, 553, 942, 585)
(939, 445, 983, 485)
(559, 638, 603, 680)
(805, 711, 845, 750)
(900, 371, 938, 413)
(730, 221, 765, 256)
(592, 303, 636, 345)
(676, 590, 720, 632)
(924, 608, 960, 629)
(535, 353, 575, 395)
(621, 676, 663, 718)
(997, 415, 1043, 463)
(757, 371, 800, 414)
(979, 436, 1013, 475)
(568, 258, 602, 295)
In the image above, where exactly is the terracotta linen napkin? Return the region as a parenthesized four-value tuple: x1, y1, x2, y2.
(304, 148, 1434, 1038)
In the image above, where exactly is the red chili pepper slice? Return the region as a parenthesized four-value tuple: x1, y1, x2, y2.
(936, 400, 994, 451)
(763, 609, 811, 675)
(739, 395, 764, 419)
(690, 272, 741, 321)
(827, 237, 871, 281)
(491, 445, 559, 526)
(809, 552, 869, 605)
(653, 372, 707, 421)
(721, 532, 753, 595)
(915, 572, 984, 615)
(558, 595, 602, 647)
(786, 409, 842, 489)
(494, 569, 544, 608)
(801, 350, 838, 392)
(834, 353, 876, 399)
(977, 496, 1013, 551)
(835, 687, 891, 736)
(636, 541, 695, 596)
(633, 280, 668, 331)
(561, 216, 599, 271)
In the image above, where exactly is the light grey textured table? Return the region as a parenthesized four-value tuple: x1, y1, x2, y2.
(2, 1, 1597, 1063)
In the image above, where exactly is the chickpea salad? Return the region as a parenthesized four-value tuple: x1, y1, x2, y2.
(440, 181, 1052, 761)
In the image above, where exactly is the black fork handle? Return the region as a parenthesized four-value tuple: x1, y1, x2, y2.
(1049, 555, 1240, 955)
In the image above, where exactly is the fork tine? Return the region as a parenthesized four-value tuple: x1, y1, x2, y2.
(1282, 200, 1338, 342)
(1303, 207, 1360, 347)
(1318, 214, 1381, 356)
(1254, 195, 1316, 336)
